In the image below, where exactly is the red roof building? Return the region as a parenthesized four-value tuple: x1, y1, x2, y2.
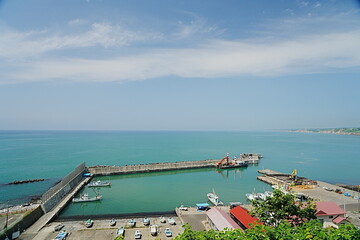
(315, 201, 346, 227)
(229, 206, 263, 230)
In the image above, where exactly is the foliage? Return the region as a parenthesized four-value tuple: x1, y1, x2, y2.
(175, 221, 360, 240)
(250, 189, 316, 226)
(113, 235, 124, 240)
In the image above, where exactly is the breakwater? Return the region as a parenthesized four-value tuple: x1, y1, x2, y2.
(88, 159, 219, 176)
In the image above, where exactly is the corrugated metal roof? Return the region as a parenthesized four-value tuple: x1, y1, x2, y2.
(316, 202, 346, 216)
(229, 206, 263, 229)
(206, 207, 241, 231)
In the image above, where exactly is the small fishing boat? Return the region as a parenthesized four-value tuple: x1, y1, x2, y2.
(159, 216, 166, 223)
(246, 193, 256, 201)
(54, 223, 64, 231)
(257, 193, 266, 201)
(117, 226, 125, 236)
(168, 217, 176, 225)
(207, 189, 224, 206)
(179, 205, 188, 211)
(88, 180, 111, 187)
(72, 193, 102, 203)
(150, 225, 157, 236)
(165, 228, 172, 237)
(143, 217, 150, 226)
(85, 219, 93, 228)
(110, 218, 117, 226)
(264, 191, 273, 198)
(53, 230, 68, 240)
(128, 218, 136, 227)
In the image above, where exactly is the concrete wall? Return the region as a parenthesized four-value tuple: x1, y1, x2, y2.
(41, 163, 86, 213)
(0, 206, 44, 240)
(88, 159, 218, 176)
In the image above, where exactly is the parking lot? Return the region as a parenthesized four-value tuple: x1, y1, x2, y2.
(43, 216, 183, 240)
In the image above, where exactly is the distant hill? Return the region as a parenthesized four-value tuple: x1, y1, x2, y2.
(289, 128, 360, 136)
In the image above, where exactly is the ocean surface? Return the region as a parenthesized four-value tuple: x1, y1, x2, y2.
(1, 131, 359, 214)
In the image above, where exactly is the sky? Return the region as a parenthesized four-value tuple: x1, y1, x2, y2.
(0, 0, 360, 131)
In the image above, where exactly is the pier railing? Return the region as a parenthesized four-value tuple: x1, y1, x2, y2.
(41, 163, 86, 212)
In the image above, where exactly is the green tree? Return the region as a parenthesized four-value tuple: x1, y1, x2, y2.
(250, 189, 316, 226)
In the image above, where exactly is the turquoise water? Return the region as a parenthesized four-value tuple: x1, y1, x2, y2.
(1, 131, 360, 212)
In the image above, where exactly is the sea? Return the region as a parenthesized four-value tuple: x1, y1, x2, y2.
(0, 131, 359, 216)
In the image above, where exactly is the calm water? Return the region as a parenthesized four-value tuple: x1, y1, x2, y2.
(1, 131, 359, 213)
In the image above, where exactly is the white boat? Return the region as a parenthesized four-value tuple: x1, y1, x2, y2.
(168, 217, 176, 225)
(72, 193, 102, 203)
(246, 193, 256, 201)
(51, 230, 68, 240)
(264, 191, 273, 198)
(117, 226, 125, 236)
(128, 219, 136, 227)
(88, 180, 111, 187)
(207, 189, 224, 206)
(257, 193, 266, 200)
(179, 205, 188, 211)
(143, 217, 150, 226)
(110, 218, 116, 226)
(150, 225, 157, 236)
(159, 216, 166, 223)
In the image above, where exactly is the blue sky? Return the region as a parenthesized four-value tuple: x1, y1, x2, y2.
(0, 0, 360, 130)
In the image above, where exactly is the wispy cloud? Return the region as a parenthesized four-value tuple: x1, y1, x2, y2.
(0, 22, 162, 59)
(4, 30, 360, 84)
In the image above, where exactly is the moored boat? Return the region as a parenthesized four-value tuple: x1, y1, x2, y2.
(88, 180, 111, 187)
(207, 189, 223, 206)
(72, 193, 102, 203)
(150, 225, 157, 236)
(85, 219, 93, 228)
(264, 191, 273, 198)
(246, 193, 256, 201)
(257, 193, 266, 200)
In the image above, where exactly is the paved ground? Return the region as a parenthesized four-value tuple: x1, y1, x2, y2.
(34, 217, 183, 240)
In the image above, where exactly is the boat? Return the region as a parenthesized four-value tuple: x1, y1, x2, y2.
(143, 217, 150, 226)
(150, 225, 157, 236)
(85, 219, 93, 228)
(88, 180, 111, 187)
(257, 193, 266, 201)
(159, 216, 166, 223)
(128, 218, 136, 227)
(246, 193, 256, 201)
(134, 230, 142, 239)
(110, 218, 117, 226)
(116, 226, 125, 236)
(207, 189, 223, 206)
(264, 191, 273, 198)
(168, 217, 176, 225)
(179, 205, 188, 211)
(72, 193, 102, 203)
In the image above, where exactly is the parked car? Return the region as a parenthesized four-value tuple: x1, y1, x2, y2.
(165, 228, 172, 237)
(134, 230, 142, 239)
(52, 231, 69, 240)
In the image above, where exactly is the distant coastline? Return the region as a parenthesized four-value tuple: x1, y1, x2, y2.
(288, 128, 360, 136)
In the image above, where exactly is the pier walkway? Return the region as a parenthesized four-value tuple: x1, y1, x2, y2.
(88, 159, 219, 176)
(19, 177, 90, 240)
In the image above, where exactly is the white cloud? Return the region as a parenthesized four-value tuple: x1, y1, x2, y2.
(0, 22, 161, 59)
(4, 30, 360, 84)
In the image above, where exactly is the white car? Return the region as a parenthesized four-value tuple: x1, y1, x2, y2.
(134, 230, 142, 239)
(165, 228, 172, 237)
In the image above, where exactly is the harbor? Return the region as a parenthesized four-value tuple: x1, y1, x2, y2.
(2, 154, 360, 239)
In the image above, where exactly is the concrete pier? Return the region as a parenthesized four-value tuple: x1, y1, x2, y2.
(88, 159, 219, 176)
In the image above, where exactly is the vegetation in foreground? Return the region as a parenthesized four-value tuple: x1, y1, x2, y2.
(176, 190, 360, 239)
